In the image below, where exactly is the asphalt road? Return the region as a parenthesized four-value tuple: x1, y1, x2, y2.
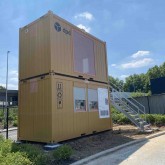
(0, 129, 17, 141)
(86, 134, 165, 165)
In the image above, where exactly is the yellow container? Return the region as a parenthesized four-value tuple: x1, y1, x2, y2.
(19, 11, 108, 83)
(18, 75, 112, 143)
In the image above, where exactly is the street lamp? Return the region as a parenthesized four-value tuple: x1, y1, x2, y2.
(6, 51, 10, 107)
(5, 51, 10, 139)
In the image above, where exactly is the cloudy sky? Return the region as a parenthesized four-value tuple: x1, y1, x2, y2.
(0, 0, 165, 89)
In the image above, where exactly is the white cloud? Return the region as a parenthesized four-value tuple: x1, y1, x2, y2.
(131, 51, 150, 59)
(111, 64, 117, 67)
(0, 70, 18, 90)
(9, 70, 18, 78)
(77, 24, 91, 32)
(120, 75, 129, 79)
(74, 12, 94, 21)
(121, 58, 154, 69)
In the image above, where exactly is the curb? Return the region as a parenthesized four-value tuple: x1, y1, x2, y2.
(71, 130, 165, 165)
(0, 127, 17, 133)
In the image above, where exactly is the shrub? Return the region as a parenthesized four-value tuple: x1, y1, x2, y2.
(0, 135, 4, 142)
(0, 152, 32, 165)
(12, 143, 51, 165)
(13, 120, 17, 127)
(0, 138, 12, 156)
(53, 145, 73, 161)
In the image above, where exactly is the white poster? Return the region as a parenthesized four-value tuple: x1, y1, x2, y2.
(98, 88, 110, 118)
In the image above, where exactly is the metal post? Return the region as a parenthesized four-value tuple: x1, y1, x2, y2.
(6, 106, 9, 139)
(4, 51, 10, 132)
(6, 51, 10, 104)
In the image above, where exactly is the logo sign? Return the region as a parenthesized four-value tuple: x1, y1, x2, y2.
(54, 22, 71, 36)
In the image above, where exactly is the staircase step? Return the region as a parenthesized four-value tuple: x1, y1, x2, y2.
(134, 118, 141, 121)
(143, 124, 151, 128)
(110, 86, 149, 132)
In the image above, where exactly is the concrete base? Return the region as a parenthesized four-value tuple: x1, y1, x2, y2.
(43, 143, 62, 150)
(15, 140, 22, 144)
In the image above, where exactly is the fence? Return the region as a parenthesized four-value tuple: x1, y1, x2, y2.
(133, 94, 165, 114)
(0, 101, 18, 135)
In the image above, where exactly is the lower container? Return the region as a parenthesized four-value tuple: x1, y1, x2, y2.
(18, 74, 112, 143)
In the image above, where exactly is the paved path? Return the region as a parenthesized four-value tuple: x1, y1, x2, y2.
(85, 134, 165, 165)
(0, 129, 17, 141)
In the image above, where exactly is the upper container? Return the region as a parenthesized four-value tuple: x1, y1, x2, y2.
(19, 11, 108, 83)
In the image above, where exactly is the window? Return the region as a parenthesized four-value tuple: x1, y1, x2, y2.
(73, 30, 95, 75)
(74, 87, 86, 112)
(88, 89, 98, 111)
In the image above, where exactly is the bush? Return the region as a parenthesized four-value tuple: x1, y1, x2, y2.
(112, 107, 165, 127)
(53, 145, 73, 161)
(0, 135, 4, 142)
(13, 120, 17, 127)
(112, 113, 131, 125)
(12, 143, 51, 165)
(0, 152, 32, 165)
(0, 135, 51, 165)
(0, 138, 12, 156)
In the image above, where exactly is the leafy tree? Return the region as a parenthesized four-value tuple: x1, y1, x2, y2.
(0, 86, 5, 90)
(110, 61, 165, 94)
(109, 76, 124, 89)
(147, 65, 161, 79)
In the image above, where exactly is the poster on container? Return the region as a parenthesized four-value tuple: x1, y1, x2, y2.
(98, 88, 110, 118)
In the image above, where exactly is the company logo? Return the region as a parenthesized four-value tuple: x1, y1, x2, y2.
(54, 22, 61, 32)
(54, 22, 71, 36)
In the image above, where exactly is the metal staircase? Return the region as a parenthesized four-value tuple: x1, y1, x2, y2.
(109, 83, 152, 132)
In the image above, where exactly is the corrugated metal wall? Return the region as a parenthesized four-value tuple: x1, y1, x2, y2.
(20, 11, 108, 83)
(18, 76, 52, 142)
(18, 75, 112, 142)
(134, 94, 165, 114)
(19, 14, 51, 80)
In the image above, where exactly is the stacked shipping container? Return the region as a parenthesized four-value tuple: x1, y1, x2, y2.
(18, 11, 112, 143)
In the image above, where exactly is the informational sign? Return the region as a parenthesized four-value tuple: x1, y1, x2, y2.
(56, 82, 63, 109)
(98, 88, 110, 118)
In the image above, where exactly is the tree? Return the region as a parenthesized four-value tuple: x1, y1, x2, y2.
(0, 86, 5, 90)
(160, 62, 165, 77)
(147, 65, 161, 79)
(110, 61, 165, 93)
(109, 76, 124, 89)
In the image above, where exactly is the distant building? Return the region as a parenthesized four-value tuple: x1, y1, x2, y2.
(150, 77, 165, 95)
(0, 90, 18, 106)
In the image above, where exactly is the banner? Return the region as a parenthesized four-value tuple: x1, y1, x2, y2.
(98, 88, 110, 118)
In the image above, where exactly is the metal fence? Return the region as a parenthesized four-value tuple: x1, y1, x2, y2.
(133, 94, 165, 114)
(0, 101, 18, 138)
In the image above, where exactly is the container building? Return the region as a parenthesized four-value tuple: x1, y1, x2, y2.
(18, 11, 112, 143)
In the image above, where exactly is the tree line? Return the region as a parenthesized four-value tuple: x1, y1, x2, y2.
(109, 62, 165, 93)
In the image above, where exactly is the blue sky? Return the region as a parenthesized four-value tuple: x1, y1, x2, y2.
(0, 0, 165, 89)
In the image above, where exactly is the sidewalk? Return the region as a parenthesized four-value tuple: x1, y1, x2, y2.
(0, 127, 17, 133)
(72, 131, 165, 165)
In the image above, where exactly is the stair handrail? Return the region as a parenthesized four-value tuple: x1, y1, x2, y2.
(110, 89, 149, 130)
(110, 91, 142, 120)
(110, 87, 142, 114)
(109, 82, 146, 114)
(109, 84, 147, 121)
